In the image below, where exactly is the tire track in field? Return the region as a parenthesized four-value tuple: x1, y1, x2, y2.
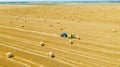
(0, 55, 31, 67)
(1, 30, 120, 62)
(0, 37, 91, 67)
(0, 24, 119, 65)
(1, 23, 119, 48)
(0, 24, 118, 50)
(0, 35, 84, 67)
(15, 56, 43, 67)
(0, 25, 59, 37)
(0, 26, 119, 54)
(0, 49, 42, 67)
(0, 33, 119, 66)
(0, 43, 78, 67)
(0, 30, 119, 66)
(9, 58, 31, 67)
(26, 24, 120, 47)
(0, 31, 96, 64)
(0, 24, 119, 47)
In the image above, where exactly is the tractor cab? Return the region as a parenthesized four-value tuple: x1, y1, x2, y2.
(60, 32, 67, 38)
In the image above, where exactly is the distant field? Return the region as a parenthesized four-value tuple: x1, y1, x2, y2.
(0, 2, 120, 5)
(0, 4, 120, 67)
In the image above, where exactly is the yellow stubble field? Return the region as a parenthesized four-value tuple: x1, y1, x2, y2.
(0, 4, 120, 67)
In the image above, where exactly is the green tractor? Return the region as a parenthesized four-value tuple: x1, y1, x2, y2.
(68, 33, 75, 39)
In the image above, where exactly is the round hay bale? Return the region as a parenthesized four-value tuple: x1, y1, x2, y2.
(60, 27, 63, 30)
(10, 22, 12, 23)
(64, 17, 66, 18)
(113, 30, 117, 32)
(37, 16, 39, 18)
(19, 16, 21, 18)
(25, 20, 27, 22)
(39, 42, 44, 46)
(78, 37, 80, 40)
(21, 25, 25, 28)
(76, 36, 80, 40)
(50, 24, 53, 27)
(49, 52, 55, 58)
(57, 22, 60, 24)
(16, 18, 18, 20)
(6, 52, 14, 58)
(69, 40, 73, 44)
(44, 19, 46, 22)
(104, 14, 106, 16)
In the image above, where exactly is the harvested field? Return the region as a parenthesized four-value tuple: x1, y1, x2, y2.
(0, 4, 120, 67)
